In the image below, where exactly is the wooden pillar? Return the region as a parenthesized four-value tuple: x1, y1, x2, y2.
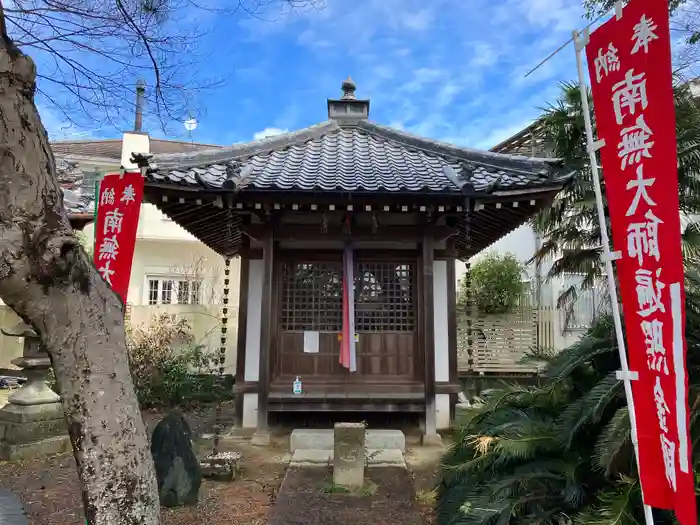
(253, 231, 274, 444)
(421, 231, 439, 443)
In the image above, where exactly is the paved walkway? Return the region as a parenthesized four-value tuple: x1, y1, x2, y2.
(266, 467, 424, 525)
(0, 489, 28, 525)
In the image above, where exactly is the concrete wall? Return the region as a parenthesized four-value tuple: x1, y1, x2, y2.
(128, 303, 238, 376)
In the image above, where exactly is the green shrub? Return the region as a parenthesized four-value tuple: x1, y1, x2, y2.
(127, 313, 232, 408)
(458, 252, 526, 314)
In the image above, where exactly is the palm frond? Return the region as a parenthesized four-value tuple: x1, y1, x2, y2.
(558, 372, 623, 448)
(592, 407, 632, 478)
(573, 478, 641, 525)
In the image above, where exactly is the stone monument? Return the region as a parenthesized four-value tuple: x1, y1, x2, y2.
(151, 410, 202, 507)
(0, 323, 70, 460)
(333, 422, 365, 489)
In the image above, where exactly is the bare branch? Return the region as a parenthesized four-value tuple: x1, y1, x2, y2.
(3, 0, 323, 134)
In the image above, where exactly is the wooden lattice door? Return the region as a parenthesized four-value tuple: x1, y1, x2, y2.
(278, 261, 344, 378)
(276, 258, 418, 380)
(354, 262, 417, 378)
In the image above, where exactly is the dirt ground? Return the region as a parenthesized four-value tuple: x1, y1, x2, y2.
(0, 407, 442, 524)
(267, 467, 425, 525)
(0, 407, 288, 525)
(0, 438, 288, 525)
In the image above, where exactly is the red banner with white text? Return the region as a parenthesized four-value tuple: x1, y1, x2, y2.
(585, 0, 695, 522)
(93, 172, 144, 304)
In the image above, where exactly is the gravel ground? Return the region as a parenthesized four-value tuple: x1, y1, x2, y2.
(0, 405, 438, 524)
(0, 406, 287, 525)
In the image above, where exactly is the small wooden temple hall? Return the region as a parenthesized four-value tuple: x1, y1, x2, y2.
(134, 77, 570, 442)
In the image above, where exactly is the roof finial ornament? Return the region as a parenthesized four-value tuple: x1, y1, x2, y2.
(341, 76, 356, 100)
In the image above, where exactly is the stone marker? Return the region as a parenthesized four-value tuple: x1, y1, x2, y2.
(0, 489, 28, 525)
(150, 410, 202, 507)
(333, 422, 365, 489)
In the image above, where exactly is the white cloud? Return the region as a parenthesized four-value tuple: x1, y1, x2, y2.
(400, 8, 435, 31)
(36, 104, 97, 141)
(253, 127, 289, 140)
(236, 0, 587, 152)
(469, 42, 500, 70)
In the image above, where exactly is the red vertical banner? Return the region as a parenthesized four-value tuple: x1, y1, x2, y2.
(585, 0, 696, 523)
(93, 172, 144, 304)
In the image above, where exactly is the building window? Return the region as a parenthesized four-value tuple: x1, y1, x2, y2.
(147, 277, 202, 305)
(161, 280, 173, 304)
(148, 279, 159, 305)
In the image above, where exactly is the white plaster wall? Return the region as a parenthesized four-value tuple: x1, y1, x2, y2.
(242, 393, 258, 428)
(433, 260, 449, 383)
(81, 222, 243, 373)
(85, 203, 201, 243)
(244, 260, 263, 382)
(82, 227, 239, 308)
(433, 260, 453, 430)
(136, 203, 202, 242)
(454, 223, 560, 309)
(436, 394, 451, 430)
(121, 132, 149, 170)
(459, 224, 540, 284)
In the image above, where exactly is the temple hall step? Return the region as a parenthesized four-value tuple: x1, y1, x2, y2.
(289, 448, 406, 468)
(289, 428, 406, 453)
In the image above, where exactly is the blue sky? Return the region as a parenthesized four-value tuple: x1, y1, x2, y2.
(38, 0, 595, 150)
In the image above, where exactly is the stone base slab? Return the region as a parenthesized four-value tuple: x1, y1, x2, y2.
(199, 451, 241, 481)
(290, 449, 406, 468)
(251, 431, 271, 446)
(290, 429, 406, 453)
(0, 435, 71, 461)
(421, 433, 443, 447)
(0, 417, 67, 443)
(0, 402, 63, 423)
(199, 426, 256, 442)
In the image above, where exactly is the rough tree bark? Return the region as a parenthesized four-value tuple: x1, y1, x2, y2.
(0, 5, 160, 525)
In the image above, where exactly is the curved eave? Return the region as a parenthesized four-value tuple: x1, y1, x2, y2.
(68, 212, 95, 230)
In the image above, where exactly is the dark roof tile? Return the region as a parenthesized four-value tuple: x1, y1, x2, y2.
(137, 120, 571, 195)
(51, 137, 223, 160)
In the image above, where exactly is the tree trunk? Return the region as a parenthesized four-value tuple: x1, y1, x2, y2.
(0, 7, 160, 525)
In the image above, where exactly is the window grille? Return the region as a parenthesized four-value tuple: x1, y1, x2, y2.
(281, 261, 415, 332)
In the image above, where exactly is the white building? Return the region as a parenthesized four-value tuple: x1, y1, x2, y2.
(0, 133, 241, 373)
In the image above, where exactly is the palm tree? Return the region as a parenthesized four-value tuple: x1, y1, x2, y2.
(436, 269, 700, 524)
(531, 81, 700, 312)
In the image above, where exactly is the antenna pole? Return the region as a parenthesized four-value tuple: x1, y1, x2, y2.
(134, 79, 145, 132)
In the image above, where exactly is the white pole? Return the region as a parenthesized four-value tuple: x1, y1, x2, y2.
(572, 27, 655, 525)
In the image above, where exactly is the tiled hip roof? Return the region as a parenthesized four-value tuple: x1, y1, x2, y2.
(139, 121, 570, 194)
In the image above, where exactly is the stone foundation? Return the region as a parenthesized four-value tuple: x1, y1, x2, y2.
(0, 397, 69, 460)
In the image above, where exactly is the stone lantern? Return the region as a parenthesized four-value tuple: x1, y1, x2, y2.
(0, 322, 70, 460)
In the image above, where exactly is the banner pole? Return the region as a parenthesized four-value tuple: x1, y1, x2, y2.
(572, 28, 655, 525)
